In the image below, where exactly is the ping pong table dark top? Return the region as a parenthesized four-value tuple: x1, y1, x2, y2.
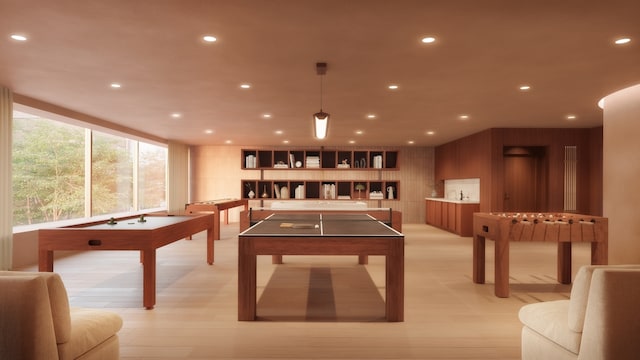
(239, 213, 403, 237)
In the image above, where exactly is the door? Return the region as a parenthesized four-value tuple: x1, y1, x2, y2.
(503, 147, 547, 212)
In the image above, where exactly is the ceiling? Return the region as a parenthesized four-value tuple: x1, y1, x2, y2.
(2, 0, 639, 147)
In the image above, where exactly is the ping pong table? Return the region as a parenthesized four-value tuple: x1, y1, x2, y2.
(237, 213, 404, 322)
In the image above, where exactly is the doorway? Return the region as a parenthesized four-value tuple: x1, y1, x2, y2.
(503, 146, 548, 212)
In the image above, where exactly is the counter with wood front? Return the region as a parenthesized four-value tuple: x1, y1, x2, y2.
(425, 198, 479, 237)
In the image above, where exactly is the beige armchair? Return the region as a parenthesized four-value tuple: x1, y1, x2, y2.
(0, 271, 123, 360)
(519, 265, 640, 360)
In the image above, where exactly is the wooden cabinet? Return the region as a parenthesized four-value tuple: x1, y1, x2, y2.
(425, 199, 479, 237)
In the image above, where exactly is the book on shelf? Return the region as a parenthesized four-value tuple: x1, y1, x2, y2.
(373, 154, 383, 168)
(245, 155, 256, 168)
(369, 191, 384, 199)
(305, 156, 320, 168)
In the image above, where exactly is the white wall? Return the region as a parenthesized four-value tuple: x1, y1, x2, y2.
(603, 83, 640, 264)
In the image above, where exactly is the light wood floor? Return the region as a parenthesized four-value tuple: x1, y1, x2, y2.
(21, 223, 591, 359)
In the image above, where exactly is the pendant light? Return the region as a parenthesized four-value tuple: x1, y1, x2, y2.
(313, 62, 329, 139)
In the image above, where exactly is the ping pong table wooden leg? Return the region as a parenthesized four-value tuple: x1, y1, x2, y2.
(238, 239, 257, 321)
(386, 239, 404, 322)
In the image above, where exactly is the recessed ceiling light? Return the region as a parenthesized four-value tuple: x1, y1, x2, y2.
(366, 114, 376, 119)
(459, 114, 470, 120)
(348, 140, 356, 144)
(408, 140, 415, 145)
(204, 129, 213, 134)
(426, 131, 435, 135)
(202, 35, 217, 42)
(224, 140, 232, 144)
(614, 37, 631, 45)
(171, 113, 182, 118)
(10, 34, 27, 41)
(262, 114, 272, 119)
(388, 84, 399, 90)
(519, 85, 531, 91)
(275, 130, 283, 135)
(283, 140, 289, 144)
(110, 83, 121, 88)
(240, 84, 251, 89)
(566, 114, 577, 120)
(355, 130, 363, 135)
(421, 36, 436, 44)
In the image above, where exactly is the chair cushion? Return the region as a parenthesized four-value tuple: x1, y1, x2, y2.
(519, 300, 581, 354)
(57, 308, 123, 360)
(0, 275, 59, 359)
(568, 265, 640, 333)
(0, 271, 72, 343)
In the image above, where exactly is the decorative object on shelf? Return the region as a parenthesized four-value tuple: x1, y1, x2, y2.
(261, 185, 269, 198)
(107, 217, 117, 225)
(295, 160, 302, 168)
(387, 186, 395, 200)
(355, 183, 365, 199)
(138, 214, 146, 223)
(322, 183, 336, 199)
(337, 158, 350, 168)
(280, 186, 289, 199)
(245, 183, 255, 199)
(274, 184, 281, 198)
(360, 158, 366, 168)
(295, 184, 305, 199)
(312, 62, 329, 139)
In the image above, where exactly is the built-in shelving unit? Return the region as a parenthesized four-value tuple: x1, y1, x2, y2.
(242, 180, 399, 200)
(242, 149, 399, 169)
(241, 148, 400, 201)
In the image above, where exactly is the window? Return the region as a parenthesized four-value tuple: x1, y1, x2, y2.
(12, 113, 85, 225)
(12, 110, 167, 227)
(91, 132, 135, 215)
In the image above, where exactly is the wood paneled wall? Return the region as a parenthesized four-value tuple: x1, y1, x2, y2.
(435, 128, 603, 215)
(190, 146, 434, 223)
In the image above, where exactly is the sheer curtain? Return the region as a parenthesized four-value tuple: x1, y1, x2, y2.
(0, 87, 13, 270)
(167, 141, 189, 214)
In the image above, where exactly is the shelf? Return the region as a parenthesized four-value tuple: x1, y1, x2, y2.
(241, 180, 400, 200)
(242, 149, 399, 170)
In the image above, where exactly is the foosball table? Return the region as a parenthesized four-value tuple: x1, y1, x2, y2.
(473, 212, 608, 297)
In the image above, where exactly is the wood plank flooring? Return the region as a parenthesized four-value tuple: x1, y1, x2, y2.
(19, 223, 591, 359)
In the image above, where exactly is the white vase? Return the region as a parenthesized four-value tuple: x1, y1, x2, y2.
(248, 190, 255, 199)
